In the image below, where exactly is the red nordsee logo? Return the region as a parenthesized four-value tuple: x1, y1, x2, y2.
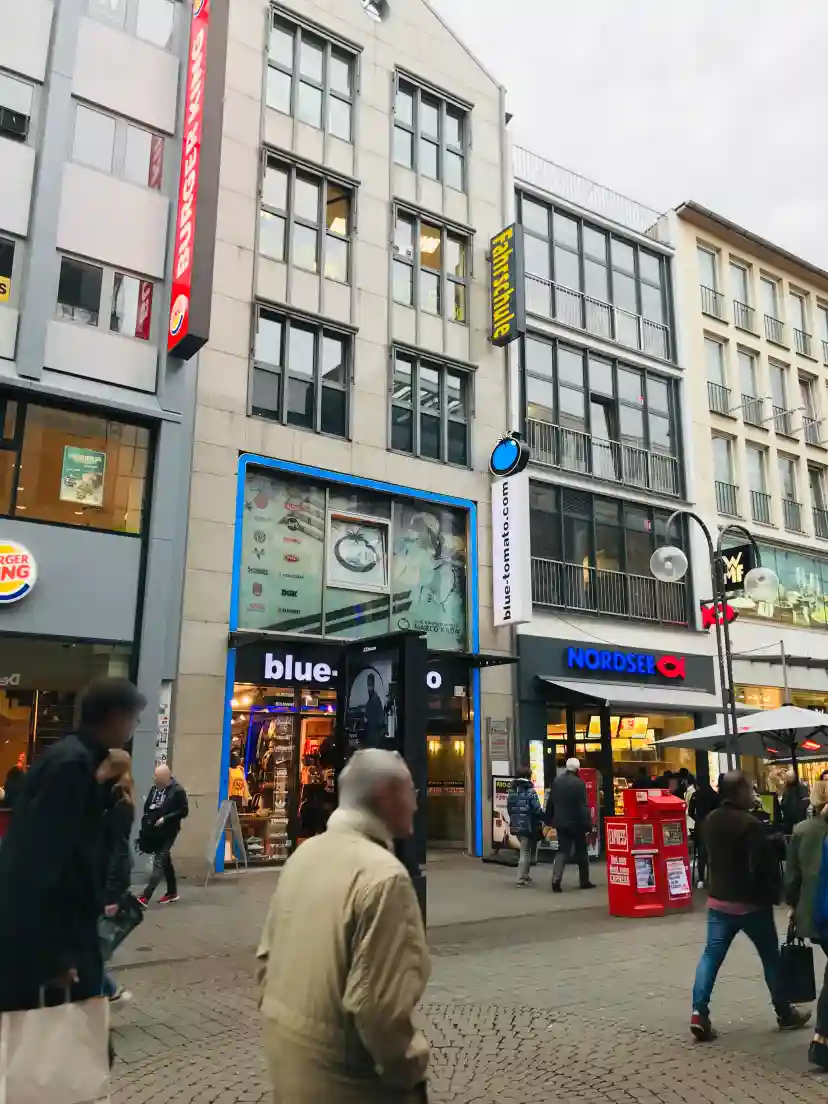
(655, 655, 685, 679)
(168, 0, 209, 353)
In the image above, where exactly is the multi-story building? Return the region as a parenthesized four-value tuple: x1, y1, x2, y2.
(0, 2, 194, 803)
(667, 201, 828, 785)
(510, 150, 724, 825)
(170, 0, 514, 867)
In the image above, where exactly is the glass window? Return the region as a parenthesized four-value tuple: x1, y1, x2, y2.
(613, 271, 637, 313)
(584, 259, 608, 301)
(267, 17, 354, 141)
(589, 356, 613, 396)
(393, 261, 413, 306)
(56, 257, 102, 325)
(259, 211, 286, 261)
(420, 96, 439, 138)
(769, 363, 787, 409)
(647, 377, 670, 414)
(110, 273, 152, 341)
(611, 239, 635, 273)
(266, 67, 292, 114)
(297, 82, 323, 128)
(294, 176, 319, 222)
(619, 405, 645, 447)
(135, 0, 175, 49)
(420, 223, 441, 270)
(521, 197, 549, 238)
(558, 386, 585, 428)
(124, 127, 163, 189)
(444, 150, 463, 191)
(582, 227, 606, 261)
(299, 36, 324, 82)
(705, 337, 725, 385)
(329, 97, 351, 142)
(779, 455, 797, 500)
(292, 223, 318, 273)
(420, 270, 440, 315)
(0, 238, 13, 301)
(617, 368, 643, 405)
(395, 85, 414, 127)
(730, 262, 749, 303)
(746, 446, 766, 491)
(648, 413, 672, 455)
(639, 251, 662, 285)
(446, 106, 463, 147)
(640, 283, 664, 324)
(761, 277, 779, 318)
(391, 352, 469, 465)
(269, 21, 294, 67)
(72, 106, 115, 172)
(325, 235, 348, 284)
(395, 79, 466, 189)
(738, 349, 757, 395)
(322, 335, 346, 384)
(329, 50, 352, 96)
(255, 310, 283, 365)
(526, 376, 554, 422)
(263, 160, 289, 210)
(554, 247, 580, 291)
(251, 368, 280, 420)
(524, 337, 553, 379)
(554, 213, 579, 249)
(712, 437, 732, 483)
(697, 246, 717, 289)
(557, 346, 583, 387)
(15, 404, 149, 534)
(393, 126, 413, 167)
(790, 292, 808, 332)
(524, 235, 550, 280)
(419, 138, 438, 179)
(88, 0, 127, 27)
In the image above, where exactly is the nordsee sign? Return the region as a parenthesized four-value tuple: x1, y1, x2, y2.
(491, 455, 532, 627)
(566, 646, 686, 681)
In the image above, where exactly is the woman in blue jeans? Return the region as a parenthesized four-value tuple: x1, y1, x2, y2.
(691, 771, 810, 1041)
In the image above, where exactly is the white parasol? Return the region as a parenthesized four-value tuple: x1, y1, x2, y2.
(657, 704, 828, 766)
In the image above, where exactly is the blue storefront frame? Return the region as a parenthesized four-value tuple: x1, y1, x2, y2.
(216, 453, 483, 870)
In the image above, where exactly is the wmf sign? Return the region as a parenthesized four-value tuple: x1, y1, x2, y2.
(490, 434, 532, 627)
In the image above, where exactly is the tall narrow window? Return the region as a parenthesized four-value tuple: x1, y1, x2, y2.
(390, 350, 469, 465)
(392, 210, 468, 323)
(267, 16, 355, 141)
(393, 77, 467, 191)
(56, 258, 103, 326)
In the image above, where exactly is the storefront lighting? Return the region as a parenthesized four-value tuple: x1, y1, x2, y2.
(428, 738, 441, 755)
(453, 739, 465, 756)
(649, 546, 688, 583)
(743, 566, 780, 604)
(231, 698, 240, 708)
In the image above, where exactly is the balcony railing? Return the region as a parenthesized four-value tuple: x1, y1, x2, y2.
(822, 339, 828, 364)
(795, 329, 812, 357)
(750, 490, 771, 525)
(783, 498, 803, 532)
(814, 506, 828, 539)
(530, 557, 689, 625)
(715, 480, 739, 516)
(765, 314, 785, 344)
(707, 381, 732, 415)
(741, 394, 765, 427)
(700, 285, 724, 319)
(733, 300, 755, 331)
(526, 417, 680, 497)
(524, 274, 671, 360)
(804, 416, 822, 445)
(773, 405, 796, 437)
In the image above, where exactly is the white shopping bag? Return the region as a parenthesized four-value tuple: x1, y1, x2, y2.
(0, 996, 110, 1104)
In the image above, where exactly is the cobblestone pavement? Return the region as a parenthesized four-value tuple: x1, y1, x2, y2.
(110, 857, 828, 1103)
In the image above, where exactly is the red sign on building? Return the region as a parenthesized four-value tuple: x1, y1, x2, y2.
(168, 0, 210, 357)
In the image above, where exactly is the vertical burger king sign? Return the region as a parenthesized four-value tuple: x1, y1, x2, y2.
(0, 541, 37, 604)
(168, 0, 210, 360)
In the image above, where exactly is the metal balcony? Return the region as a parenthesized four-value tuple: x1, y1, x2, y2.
(524, 274, 671, 361)
(795, 329, 812, 357)
(765, 315, 785, 344)
(530, 557, 689, 625)
(813, 506, 828, 539)
(741, 394, 765, 427)
(525, 417, 681, 497)
(733, 300, 755, 332)
(773, 405, 796, 437)
(750, 490, 771, 525)
(783, 498, 803, 532)
(715, 481, 739, 516)
(707, 381, 732, 415)
(804, 417, 822, 446)
(700, 285, 724, 319)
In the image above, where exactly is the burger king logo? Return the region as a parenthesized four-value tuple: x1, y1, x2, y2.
(193, 0, 206, 15)
(0, 541, 37, 604)
(169, 294, 188, 338)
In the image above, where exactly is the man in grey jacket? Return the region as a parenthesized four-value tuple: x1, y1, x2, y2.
(546, 758, 595, 893)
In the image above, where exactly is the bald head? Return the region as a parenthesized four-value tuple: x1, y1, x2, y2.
(339, 749, 416, 838)
(154, 764, 172, 788)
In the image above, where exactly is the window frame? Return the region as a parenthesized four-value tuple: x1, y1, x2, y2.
(250, 305, 351, 439)
(87, 0, 178, 51)
(71, 100, 165, 190)
(392, 206, 471, 324)
(0, 235, 23, 310)
(258, 152, 353, 284)
(389, 347, 472, 467)
(55, 254, 157, 342)
(711, 435, 734, 484)
(0, 68, 37, 146)
(729, 259, 751, 304)
(704, 335, 726, 385)
(778, 453, 798, 502)
(760, 275, 781, 319)
(696, 244, 719, 290)
(267, 12, 357, 143)
(393, 74, 468, 192)
(0, 393, 152, 538)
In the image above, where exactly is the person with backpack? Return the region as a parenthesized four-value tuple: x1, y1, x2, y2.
(137, 765, 189, 906)
(785, 779, 828, 1069)
(506, 768, 543, 888)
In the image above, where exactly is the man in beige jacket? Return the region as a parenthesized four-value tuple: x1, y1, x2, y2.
(257, 749, 430, 1103)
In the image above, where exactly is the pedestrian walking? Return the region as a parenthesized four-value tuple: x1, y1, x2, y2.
(137, 765, 189, 906)
(781, 770, 809, 835)
(0, 677, 145, 1012)
(688, 778, 719, 888)
(546, 758, 595, 894)
(785, 780, 828, 1069)
(257, 749, 430, 1104)
(506, 767, 543, 887)
(690, 770, 811, 1041)
(97, 749, 137, 1003)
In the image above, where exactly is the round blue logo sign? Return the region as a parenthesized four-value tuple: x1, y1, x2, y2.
(489, 433, 530, 478)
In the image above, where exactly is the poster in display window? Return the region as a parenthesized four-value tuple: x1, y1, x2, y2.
(326, 513, 390, 592)
(342, 646, 398, 757)
(60, 446, 106, 507)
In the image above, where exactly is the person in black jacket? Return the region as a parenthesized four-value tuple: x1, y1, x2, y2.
(0, 677, 146, 1013)
(546, 758, 595, 893)
(688, 779, 719, 887)
(138, 764, 189, 905)
(0, 765, 25, 809)
(690, 771, 811, 1042)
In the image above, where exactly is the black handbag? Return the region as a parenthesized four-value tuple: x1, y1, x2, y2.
(99, 893, 145, 963)
(780, 919, 816, 1004)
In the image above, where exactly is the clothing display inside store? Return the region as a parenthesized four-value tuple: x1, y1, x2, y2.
(229, 683, 337, 863)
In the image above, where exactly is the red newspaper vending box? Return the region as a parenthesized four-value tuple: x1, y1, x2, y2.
(605, 788, 692, 918)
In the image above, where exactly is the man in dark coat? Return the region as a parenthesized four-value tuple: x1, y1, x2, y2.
(690, 770, 810, 1042)
(138, 764, 189, 905)
(546, 758, 595, 893)
(0, 678, 146, 1012)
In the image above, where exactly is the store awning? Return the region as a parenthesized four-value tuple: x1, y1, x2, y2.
(229, 629, 515, 667)
(535, 676, 753, 716)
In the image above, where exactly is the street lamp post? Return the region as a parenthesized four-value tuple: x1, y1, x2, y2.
(650, 511, 779, 770)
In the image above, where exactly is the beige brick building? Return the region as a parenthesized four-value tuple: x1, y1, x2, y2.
(170, 0, 515, 867)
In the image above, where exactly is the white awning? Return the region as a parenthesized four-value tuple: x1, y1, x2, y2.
(536, 676, 753, 716)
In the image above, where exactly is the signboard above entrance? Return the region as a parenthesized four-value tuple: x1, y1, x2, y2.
(566, 646, 686, 681)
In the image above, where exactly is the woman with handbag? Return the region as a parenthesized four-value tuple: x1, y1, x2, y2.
(97, 750, 137, 1003)
(785, 779, 828, 1068)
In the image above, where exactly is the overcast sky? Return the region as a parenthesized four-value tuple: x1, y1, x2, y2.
(432, 0, 827, 266)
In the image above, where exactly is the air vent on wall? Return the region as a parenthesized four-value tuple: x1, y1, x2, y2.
(0, 107, 28, 142)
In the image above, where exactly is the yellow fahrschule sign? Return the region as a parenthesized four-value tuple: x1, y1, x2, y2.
(490, 223, 526, 347)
